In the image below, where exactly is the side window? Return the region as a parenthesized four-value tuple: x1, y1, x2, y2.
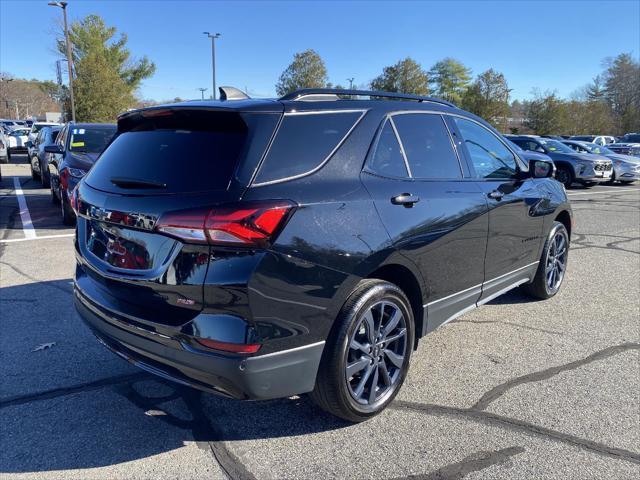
(454, 118, 517, 179)
(253, 111, 363, 185)
(367, 120, 408, 178)
(392, 114, 461, 179)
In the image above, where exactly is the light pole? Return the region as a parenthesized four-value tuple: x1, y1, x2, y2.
(48, 1, 76, 122)
(203, 32, 221, 99)
(347, 78, 355, 89)
(197, 87, 208, 100)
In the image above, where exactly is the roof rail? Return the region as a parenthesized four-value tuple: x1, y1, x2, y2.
(279, 88, 456, 107)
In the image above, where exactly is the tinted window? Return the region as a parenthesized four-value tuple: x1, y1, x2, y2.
(392, 114, 461, 179)
(254, 111, 362, 185)
(454, 117, 517, 179)
(68, 126, 116, 153)
(86, 113, 248, 194)
(367, 120, 408, 177)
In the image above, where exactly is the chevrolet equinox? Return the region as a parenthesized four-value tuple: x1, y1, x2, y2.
(73, 87, 572, 421)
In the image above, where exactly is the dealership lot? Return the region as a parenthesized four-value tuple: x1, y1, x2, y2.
(1, 155, 639, 479)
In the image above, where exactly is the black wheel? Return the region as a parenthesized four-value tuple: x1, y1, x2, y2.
(30, 157, 39, 180)
(581, 181, 596, 188)
(40, 160, 50, 187)
(310, 279, 414, 422)
(555, 166, 573, 188)
(51, 181, 60, 205)
(608, 170, 616, 184)
(521, 221, 569, 300)
(60, 189, 75, 226)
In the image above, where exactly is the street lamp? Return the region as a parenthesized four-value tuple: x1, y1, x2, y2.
(203, 32, 221, 99)
(48, 1, 76, 122)
(197, 87, 208, 100)
(347, 78, 355, 89)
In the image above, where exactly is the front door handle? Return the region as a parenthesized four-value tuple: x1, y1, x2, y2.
(487, 190, 504, 200)
(391, 193, 420, 208)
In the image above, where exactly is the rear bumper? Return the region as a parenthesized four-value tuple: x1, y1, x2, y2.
(74, 286, 324, 400)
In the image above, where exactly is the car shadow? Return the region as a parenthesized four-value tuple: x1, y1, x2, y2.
(0, 280, 350, 474)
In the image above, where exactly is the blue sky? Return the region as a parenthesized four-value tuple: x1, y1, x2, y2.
(1, 0, 638, 101)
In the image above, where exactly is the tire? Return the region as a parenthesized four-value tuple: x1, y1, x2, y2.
(521, 221, 569, 300)
(40, 160, 50, 188)
(310, 279, 414, 422)
(60, 189, 75, 226)
(555, 166, 573, 188)
(51, 181, 60, 205)
(30, 158, 39, 180)
(581, 181, 596, 188)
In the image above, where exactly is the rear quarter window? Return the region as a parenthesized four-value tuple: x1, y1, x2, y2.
(252, 110, 364, 185)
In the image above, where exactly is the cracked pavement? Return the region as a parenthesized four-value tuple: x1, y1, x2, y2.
(1, 158, 639, 479)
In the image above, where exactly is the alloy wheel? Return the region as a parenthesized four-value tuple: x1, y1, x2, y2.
(546, 230, 568, 292)
(345, 300, 408, 407)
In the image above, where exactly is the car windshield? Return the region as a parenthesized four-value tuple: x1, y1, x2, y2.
(539, 139, 575, 153)
(585, 144, 613, 155)
(11, 129, 29, 136)
(68, 126, 116, 153)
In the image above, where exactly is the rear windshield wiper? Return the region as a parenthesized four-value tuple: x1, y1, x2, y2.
(110, 177, 167, 189)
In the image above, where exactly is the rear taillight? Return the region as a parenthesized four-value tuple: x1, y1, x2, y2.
(156, 201, 296, 247)
(59, 168, 69, 190)
(194, 338, 261, 354)
(70, 188, 79, 212)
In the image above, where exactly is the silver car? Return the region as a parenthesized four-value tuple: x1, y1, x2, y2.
(563, 141, 639, 184)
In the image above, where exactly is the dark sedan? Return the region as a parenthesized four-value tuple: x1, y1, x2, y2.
(47, 123, 116, 225)
(28, 125, 61, 187)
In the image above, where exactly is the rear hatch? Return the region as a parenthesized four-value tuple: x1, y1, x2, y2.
(75, 105, 282, 326)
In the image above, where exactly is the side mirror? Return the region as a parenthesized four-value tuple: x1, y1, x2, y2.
(44, 144, 63, 154)
(530, 159, 554, 178)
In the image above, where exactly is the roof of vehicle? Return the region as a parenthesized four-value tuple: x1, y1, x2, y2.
(120, 87, 463, 120)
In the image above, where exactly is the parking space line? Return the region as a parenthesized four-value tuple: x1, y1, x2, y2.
(0, 233, 74, 244)
(567, 188, 640, 197)
(12, 177, 36, 239)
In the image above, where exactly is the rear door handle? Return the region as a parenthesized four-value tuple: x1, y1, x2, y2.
(487, 190, 504, 200)
(391, 193, 420, 208)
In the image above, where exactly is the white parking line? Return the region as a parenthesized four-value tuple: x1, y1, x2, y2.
(567, 188, 640, 197)
(12, 177, 36, 239)
(0, 233, 74, 244)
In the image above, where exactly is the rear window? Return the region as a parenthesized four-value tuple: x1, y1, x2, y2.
(253, 110, 363, 185)
(85, 110, 249, 194)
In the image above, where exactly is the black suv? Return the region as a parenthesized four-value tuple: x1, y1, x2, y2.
(73, 88, 572, 421)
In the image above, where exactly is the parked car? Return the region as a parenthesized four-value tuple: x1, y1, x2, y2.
(0, 130, 8, 163)
(507, 135, 612, 187)
(6, 127, 30, 154)
(47, 122, 116, 225)
(507, 139, 555, 166)
(28, 122, 60, 143)
(73, 88, 572, 422)
(28, 125, 61, 187)
(618, 133, 640, 143)
(607, 143, 640, 157)
(569, 135, 616, 145)
(0, 119, 21, 131)
(562, 140, 639, 184)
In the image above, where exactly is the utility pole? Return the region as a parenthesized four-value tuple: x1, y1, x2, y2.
(197, 87, 208, 100)
(48, 2, 76, 122)
(347, 78, 355, 89)
(203, 32, 221, 99)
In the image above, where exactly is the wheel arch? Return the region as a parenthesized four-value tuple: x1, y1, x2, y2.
(554, 209, 572, 239)
(365, 263, 425, 347)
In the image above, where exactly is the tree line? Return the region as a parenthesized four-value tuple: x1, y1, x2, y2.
(2, 12, 638, 135)
(276, 49, 640, 135)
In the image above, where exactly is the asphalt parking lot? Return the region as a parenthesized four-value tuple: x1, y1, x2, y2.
(1, 154, 639, 480)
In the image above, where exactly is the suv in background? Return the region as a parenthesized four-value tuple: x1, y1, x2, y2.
(27, 125, 61, 187)
(28, 122, 60, 143)
(569, 135, 615, 145)
(46, 122, 116, 225)
(73, 88, 571, 421)
(507, 135, 612, 187)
